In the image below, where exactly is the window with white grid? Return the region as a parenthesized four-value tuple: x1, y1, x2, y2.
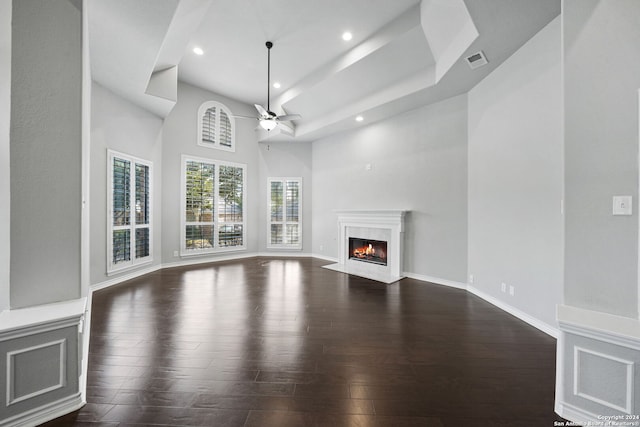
(181, 155, 246, 256)
(197, 101, 235, 152)
(268, 178, 302, 249)
(107, 150, 152, 274)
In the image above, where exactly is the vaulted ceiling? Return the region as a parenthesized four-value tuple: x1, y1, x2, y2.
(88, 0, 560, 142)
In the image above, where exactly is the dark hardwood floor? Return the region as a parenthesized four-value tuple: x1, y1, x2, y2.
(42, 257, 565, 426)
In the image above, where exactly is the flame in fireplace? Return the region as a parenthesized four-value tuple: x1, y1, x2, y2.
(353, 243, 375, 258)
(352, 243, 386, 260)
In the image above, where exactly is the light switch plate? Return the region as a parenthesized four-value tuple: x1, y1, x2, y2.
(613, 196, 633, 215)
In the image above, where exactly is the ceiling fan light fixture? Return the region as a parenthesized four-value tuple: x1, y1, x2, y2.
(260, 118, 277, 131)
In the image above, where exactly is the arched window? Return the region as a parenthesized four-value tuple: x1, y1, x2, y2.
(197, 101, 235, 152)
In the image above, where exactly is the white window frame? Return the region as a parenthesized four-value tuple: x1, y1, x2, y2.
(197, 101, 236, 152)
(107, 150, 153, 274)
(267, 177, 302, 250)
(180, 155, 247, 256)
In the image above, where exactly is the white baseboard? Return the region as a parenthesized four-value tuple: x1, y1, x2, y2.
(468, 285, 559, 338)
(309, 253, 338, 263)
(160, 251, 258, 270)
(0, 393, 84, 427)
(402, 272, 468, 290)
(399, 274, 558, 339)
(91, 264, 162, 292)
(555, 400, 601, 425)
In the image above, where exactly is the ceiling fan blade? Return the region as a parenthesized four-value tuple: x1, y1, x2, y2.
(277, 114, 302, 122)
(254, 104, 268, 117)
(233, 114, 258, 120)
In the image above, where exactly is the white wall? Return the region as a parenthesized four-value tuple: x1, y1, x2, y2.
(89, 83, 164, 286)
(258, 141, 313, 253)
(467, 17, 563, 329)
(161, 82, 260, 263)
(10, 0, 82, 308)
(311, 94, 468, 283)
(0, 0, 10, 311)
(563, 0, 640, 318)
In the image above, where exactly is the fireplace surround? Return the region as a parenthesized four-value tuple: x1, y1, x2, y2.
(323, 210, 407, 284)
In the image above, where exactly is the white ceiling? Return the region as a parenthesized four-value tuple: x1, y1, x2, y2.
(88, 0, 560, 142)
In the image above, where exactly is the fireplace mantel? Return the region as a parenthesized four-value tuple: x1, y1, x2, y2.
(323, 210, 408, 284)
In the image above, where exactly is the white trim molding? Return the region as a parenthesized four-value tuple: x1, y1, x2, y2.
(468, 286, 559, 338)
(6, 339, 67, 406)
(573, 346, 634, 413)
(556, 305, 640, 423)
(0, 299, 85, 427)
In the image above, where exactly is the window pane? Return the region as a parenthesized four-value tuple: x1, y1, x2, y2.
(218, 165, 243, 223)
(135, 163, 150, 225)
(270, 181, 283, 222)
(219, 224, 243, 247)
(220, 110, 232, 147)
(135, 227, 150, 259)
(202, 107, 216, 144)
(186, 225, 214, 250)
(113, 158, 130, 226)
(270, 224, 283, 245)
(113, 229, 130, 263)
(286, 181, 299, 222)
(186, 161, 214, 223)
(286, 224, 299, 245)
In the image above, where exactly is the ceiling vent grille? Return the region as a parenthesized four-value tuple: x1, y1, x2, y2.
(466, 51, 488, 69)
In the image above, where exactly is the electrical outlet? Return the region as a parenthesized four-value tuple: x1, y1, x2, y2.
(173, 250, 179, 257)
(469, 274, 474, 284)
(613, 196, 633, 215)
(501, 282, 506, 293)
(319, 245, 324, 251)
(509, 285, 515, 296)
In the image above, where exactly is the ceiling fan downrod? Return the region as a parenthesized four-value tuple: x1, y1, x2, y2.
(266, 41, 273, 115)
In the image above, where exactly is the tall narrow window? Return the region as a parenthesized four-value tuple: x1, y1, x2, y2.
(182, 155, 246, 255)
(268, 178, 302, 249)
(108, 150, 152, 273)
(197, 101, 235, 152)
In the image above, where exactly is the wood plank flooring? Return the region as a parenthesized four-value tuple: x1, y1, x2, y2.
(42, 257, 565, 426)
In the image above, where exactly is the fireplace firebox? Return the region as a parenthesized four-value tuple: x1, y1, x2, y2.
(348, 238, 387, 266)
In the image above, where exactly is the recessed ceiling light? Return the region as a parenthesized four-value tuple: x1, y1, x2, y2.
(193, 47, 204, 56)
(273, 82, 281, 89)
(342, 32, 353, 41)
(355, 115, 364, 122)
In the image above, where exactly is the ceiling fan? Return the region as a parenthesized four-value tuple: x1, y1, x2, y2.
(254, 41, 301, 131)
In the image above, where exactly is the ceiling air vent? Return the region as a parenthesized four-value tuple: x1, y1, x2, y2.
(466, 51, 488, 70)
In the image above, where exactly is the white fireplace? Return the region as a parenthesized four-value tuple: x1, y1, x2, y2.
(323, 210, 407, 284)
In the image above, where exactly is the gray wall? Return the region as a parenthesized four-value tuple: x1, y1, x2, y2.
(161, 82, 260, 263)
(564, 0, 640, 318)
(257, 141, 313, 253)
(311, 94, 468, 283)
(0, 0, 10, 311)
(90, 83, 164, 285)
(467, 17, 563, 328)
(10, 0, 82, 308)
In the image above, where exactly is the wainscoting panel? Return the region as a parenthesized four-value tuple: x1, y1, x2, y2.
(573, 346, 634, 413)
(557, 305, 640, 423)
(0, 299, 85, 427)
(7, 339, 67, 406)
